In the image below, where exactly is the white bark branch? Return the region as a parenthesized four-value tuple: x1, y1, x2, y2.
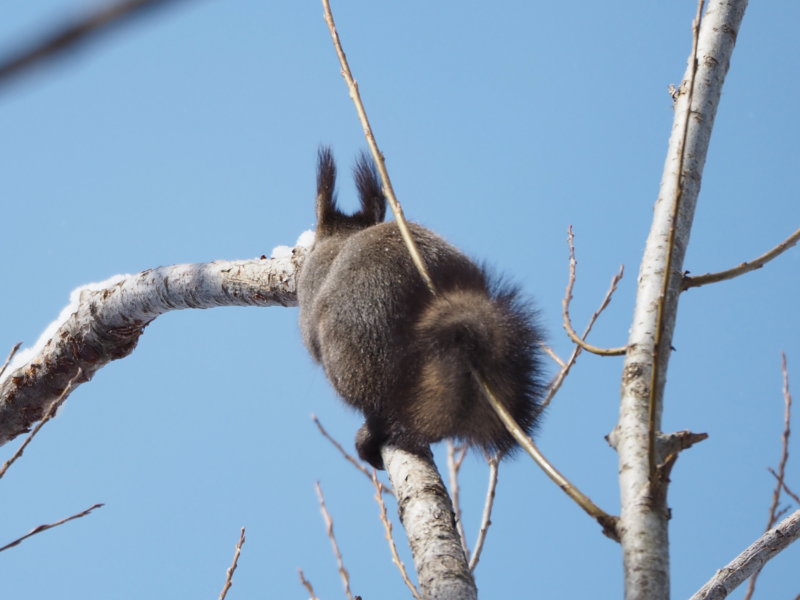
(614, 2, 748, 599)
(688, 508, 800, 600)
(382, 446, 477, 600)
(0, 251, 305, 445)
(0, 245, 475, 599)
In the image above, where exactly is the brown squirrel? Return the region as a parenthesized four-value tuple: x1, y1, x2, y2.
(297, 148, 545, 469)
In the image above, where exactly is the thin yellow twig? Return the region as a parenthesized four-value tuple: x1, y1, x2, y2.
(218, 527, 246, 600)
(474, 371, 619, 541)
(370, 470, 423, 600)
(562, 227, 627, 357)
(321, 0, 436, 297)
(0, 503, 103, 553)
(683, 227, 800, 290)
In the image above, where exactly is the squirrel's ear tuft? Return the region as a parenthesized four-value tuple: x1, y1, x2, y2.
(353, 152, 386, 225)
(315, 146, 339, 234)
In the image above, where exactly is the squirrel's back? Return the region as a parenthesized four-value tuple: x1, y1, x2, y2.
(297, 148, 545, 468)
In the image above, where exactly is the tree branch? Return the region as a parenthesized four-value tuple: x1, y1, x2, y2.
(688, 508, 800, 600)
(0, 503, 104, 553)
(0, 342, 22, 380)
(382, 446, 477, 600)
(561, 226, 627, 356)
(0, 0, 189, 88)
(743, 352, 793, 600)
(0, 250, 306, 446)
(683, 228, 800, 290)
(218, 528, 246, 600)
(315, 482, 355, 600)
(0, 369, 82, 479)
(615, 1, 749, 597)
(468, 455, 499, 571)
(474, 372, 619, 541)
(321, 0, 435, 297)
(544, 252, 625, 409)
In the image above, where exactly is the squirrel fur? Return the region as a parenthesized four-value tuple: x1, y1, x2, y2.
(297, 147, 545, 469)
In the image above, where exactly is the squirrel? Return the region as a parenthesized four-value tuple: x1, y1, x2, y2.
(297, 147, 545, 469)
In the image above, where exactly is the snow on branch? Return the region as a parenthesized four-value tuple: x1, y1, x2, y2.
(0, 246, 307, 446)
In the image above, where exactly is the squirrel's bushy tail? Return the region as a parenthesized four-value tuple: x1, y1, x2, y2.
(406, 279, 544, 457)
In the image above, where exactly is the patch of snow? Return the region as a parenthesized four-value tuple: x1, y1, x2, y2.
(0, 274, 130, 384)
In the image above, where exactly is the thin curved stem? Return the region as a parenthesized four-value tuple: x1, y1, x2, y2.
(683, 227, 800, 290)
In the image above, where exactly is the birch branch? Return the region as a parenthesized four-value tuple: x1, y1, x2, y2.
(688, 508, 800, 600)
(0, 250, 306, 446)
(371, 470, 422, 600)
(382, 446, 477, 600)
(614, 2, 749, 598)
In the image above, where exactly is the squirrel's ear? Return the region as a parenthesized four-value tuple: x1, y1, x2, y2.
(316, 146, 338, 233)
(353, 152, 386, 225)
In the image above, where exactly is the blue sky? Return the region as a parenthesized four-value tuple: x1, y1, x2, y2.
(1, 1, 798, 598)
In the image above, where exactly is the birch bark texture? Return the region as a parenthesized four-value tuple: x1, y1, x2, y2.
(0, 247, 476, 600)
(612, 2, 749, 599)
(383, 447, 478, 600)
(0, 254, 304, 445)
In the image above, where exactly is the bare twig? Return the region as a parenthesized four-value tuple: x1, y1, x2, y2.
(218, 527, 246, 600)
(769, 468, 800, 505)
(561, 227, 627, 356)
(0, 255, 305, 447)
(541, 344, 566, 368)
(446, 441, 470, 555)
(743, 353, 793, 600)
(0, 369, 82, 480)
(311, 414, 394, 496)
(469, 455, 499, 571)
(321, 0, 435, 297)
(0, 0, 188, 87)
(0, 503, 104, 553)
(315, 482, 354, 600)
(544, 236, 625, 408)
(0, 342, 22, 380)
(370, 470, 423, 600)
(474, 372, 619, 541)
(298, 569, 320, 600)
(683, 227, 800, 290)
(689, 508, 800, 600)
